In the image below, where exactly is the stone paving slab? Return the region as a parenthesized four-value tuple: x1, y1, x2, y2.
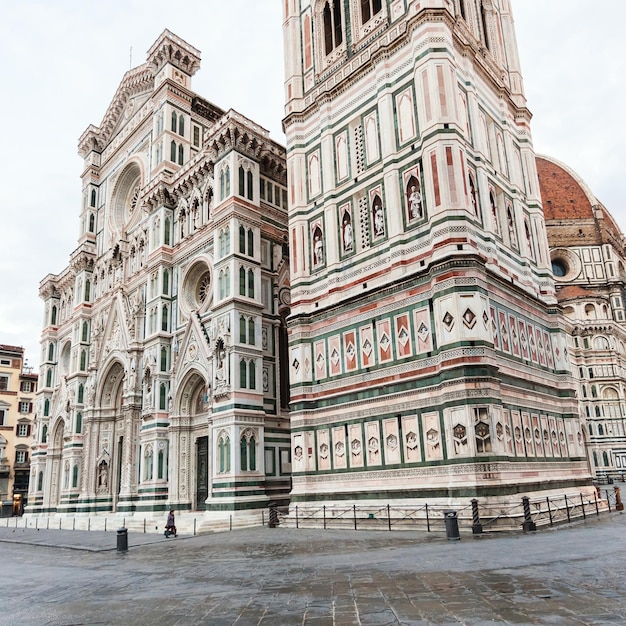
(0, 513, 625, 625)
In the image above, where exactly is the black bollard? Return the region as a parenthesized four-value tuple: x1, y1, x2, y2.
(471, 498, 483, 534)
(444, 510, 460, 540)
(116, 527, 128, 552)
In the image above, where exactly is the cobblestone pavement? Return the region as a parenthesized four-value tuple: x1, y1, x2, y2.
(1, 513, 625, 625)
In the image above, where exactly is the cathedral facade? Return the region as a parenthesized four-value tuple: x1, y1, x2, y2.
(28, 31, 291, 521)
(282, 0, 591, 506)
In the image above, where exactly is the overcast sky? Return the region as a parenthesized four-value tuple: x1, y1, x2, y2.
(0, 0, 624, 371)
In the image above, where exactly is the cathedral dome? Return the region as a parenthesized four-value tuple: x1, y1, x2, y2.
(538, 155, 624, 249)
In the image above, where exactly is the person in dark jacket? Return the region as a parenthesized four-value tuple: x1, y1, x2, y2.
(165, 510, 177, 537)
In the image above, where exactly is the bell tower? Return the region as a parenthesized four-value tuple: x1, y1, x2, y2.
(282, 1, 591, 507)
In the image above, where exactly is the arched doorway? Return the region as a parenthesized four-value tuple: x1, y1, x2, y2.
(97, 361, 125, 510)
(177, 371, 211, 510)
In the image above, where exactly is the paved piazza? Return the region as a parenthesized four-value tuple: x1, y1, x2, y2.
(1, 513, 625, 625)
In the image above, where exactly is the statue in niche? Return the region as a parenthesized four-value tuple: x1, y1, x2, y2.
(312, 227, 324, 266)
(341, 212, 353, 252)
(97, 460, 108, 489)
(372, 196, 385, 236)
(407, 177, 423, 219)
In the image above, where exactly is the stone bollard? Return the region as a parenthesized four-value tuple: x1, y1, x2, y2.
(615, 486, 624, 512)
(521, 496, 536, 532)
(471, 498, 483, 534)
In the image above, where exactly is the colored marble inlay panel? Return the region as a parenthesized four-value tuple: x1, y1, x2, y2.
(329, 335, 342, 377)
(394, 313, 412, 358)
(413, 307, 432, 353)
(402, 415, 421, 463)
(516, 412, 527, 457)
(314, 340, 327, 380)
(376, 319, 393, 363)
(359, 325, 375, 368)
(490, 306, 499, 350)
(422, 412, 443, 461)
(332, 426, 347, 469)
(343, 330, 358, 372)
(383, 418, 401, 465)
(544, 332, 554, 369)
(348, 424, 363, 468)
(536, 328, 546, 366)
(318, 429, 331, 470)
(365, 421, 382, 467)
(509, 314, 520, 357)
(519, 320, 529, 359)
(528, 323, 538, 363)
(499, 310, 510, 353)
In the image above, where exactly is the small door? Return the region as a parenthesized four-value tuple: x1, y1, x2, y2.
(196, 436, 208, 510)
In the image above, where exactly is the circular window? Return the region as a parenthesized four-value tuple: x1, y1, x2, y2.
(550, 249, 581, 281)
(181, 259, 213, 315)
(196, 271, 211, 304)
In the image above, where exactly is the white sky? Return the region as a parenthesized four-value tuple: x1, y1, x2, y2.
(0, 0, 624, 371)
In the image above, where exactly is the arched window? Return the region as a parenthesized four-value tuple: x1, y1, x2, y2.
(84, 279, 91, 302)
(46, 370, 52, 388)
(480, 1, 490, 51)
(323, 0, 343, 56)
(225, 267, 230, 296)
(598, 424, 604, 436)
(239, 166, 246, 196)
(51, 305, 57, 325)
(80, 350, 87, 371)
(248, 269, 255, 298)
(88, 213, 95, 232)
(248, 318, 255, 345)
(218, 434, 231, 473)
(247, 228, 254, 256)
(144, 446, 154, 481)
(159, 383, 167, 410)
(82, 321, 89, 342)
(249, 361, 256, 390)
(240, 358, 247, 388)
(160, 347, 168, 372)
(178, 144, 184, 165)
(593, 451, 598, 466)
(162, 305, 169, 332)
(48, 343, 54, 361)
(90, 189, 96, 207)
(163, 269, 170, 295)
(219, 270, 225, 299)
(178, 114, 184, 136)
(42, 424, 48, 442)
(603, 451, 610, 466)
(78, 384, 84, 404)
(240, 436, 248, 471)
(164, 217, 171, 246)
(239, 267, 246, 296)
(490, 191, 499, 235)
(158, 449, 164, 479)
(240, 315, 247, 343)
(171, 110, 177, 131)
(239, 225, 246, 253)
(247, 170, 253, 201)
(72, 464, 79, 488)
(76, 412, 82, 434)
(458, 0, 466, 20)
(224, 226, 230, 254)
(37, 471, 44, 491)
(361, 0, 382, 23)
(170, 140, 177, 162)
